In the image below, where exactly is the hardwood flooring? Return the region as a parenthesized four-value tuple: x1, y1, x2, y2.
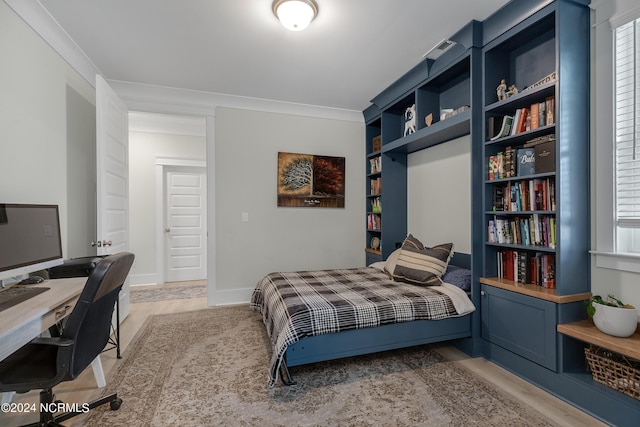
(1, 280, 605, 426)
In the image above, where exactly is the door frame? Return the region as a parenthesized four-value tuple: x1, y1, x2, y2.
(155, 157, 207, 285)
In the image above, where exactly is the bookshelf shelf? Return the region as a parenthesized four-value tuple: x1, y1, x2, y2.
(558, 320, 640, 361)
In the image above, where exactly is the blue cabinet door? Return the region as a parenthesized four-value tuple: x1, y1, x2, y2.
(481, 284, 557, 371)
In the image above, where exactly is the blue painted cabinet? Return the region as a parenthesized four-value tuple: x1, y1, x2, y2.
(481, 284, 557, 371)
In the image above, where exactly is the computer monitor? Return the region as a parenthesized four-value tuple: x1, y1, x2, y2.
(0, 204, 64, 283)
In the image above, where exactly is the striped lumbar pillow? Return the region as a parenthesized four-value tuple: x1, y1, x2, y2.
(392, 234, 453, 286)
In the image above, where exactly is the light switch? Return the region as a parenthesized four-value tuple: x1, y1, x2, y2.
(241, 212, 249, 222)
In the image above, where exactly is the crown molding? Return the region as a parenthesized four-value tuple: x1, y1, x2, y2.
(7, 1, 363, 123)
(5, 0, 101, 86)
(108, 80, 364, 123)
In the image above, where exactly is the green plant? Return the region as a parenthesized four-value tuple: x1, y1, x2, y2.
(585, 294, 635, 318)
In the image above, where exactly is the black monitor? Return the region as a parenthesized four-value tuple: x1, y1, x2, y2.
(0, 204, 64, 283)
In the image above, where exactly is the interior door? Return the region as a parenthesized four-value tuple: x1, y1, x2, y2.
(96, 75, 130, 320)
(165, 167, 207, 282)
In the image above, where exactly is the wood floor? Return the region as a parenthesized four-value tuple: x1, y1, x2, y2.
(1, 280, 605, 426)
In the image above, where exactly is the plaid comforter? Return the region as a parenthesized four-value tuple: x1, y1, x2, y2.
(250, 267, 458, 386)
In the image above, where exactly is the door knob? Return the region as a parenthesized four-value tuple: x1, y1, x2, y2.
(91, 241, 102, 247)
(102, 240, 112, 247)
(165, 227, 171, 232)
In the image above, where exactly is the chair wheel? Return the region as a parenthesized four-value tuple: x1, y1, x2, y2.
(110, 398, 122, 410)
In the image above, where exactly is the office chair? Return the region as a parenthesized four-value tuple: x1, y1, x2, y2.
(0, 252, 135, 427)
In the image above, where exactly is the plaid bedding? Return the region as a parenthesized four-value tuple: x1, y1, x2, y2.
(250, 267, 459, 386)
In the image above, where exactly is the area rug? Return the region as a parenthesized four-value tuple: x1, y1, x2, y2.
(129, 282, 207, 303)
(82, 306, 556, 427)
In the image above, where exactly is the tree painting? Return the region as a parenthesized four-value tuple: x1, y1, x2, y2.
(277, 152, 345, 207)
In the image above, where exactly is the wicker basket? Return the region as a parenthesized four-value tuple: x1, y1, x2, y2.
(585, 346, 640, 400)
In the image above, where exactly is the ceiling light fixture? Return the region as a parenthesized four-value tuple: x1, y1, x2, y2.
(272, 0, 318, 32)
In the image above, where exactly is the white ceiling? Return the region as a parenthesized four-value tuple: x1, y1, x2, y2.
(37, 0, 511, 112)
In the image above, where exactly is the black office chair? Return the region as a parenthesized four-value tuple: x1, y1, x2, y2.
(0, 252, 135, 427)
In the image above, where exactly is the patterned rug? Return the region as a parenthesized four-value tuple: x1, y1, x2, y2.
(82, 306, 557, 427)
(129, 283, 207, 303)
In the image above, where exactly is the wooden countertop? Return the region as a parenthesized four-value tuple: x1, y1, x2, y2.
(480, 277, 591, 304)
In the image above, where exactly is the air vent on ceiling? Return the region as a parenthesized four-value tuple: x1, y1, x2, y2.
(423, 39, 457, 60)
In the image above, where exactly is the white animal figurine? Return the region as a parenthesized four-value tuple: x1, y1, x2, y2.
(404, 104, 416, 136)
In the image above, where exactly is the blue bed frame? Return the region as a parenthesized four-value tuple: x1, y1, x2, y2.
(280, 253, 473, 384)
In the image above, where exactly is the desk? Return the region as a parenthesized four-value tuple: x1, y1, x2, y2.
(0, 278, 85, 361)
(0, 278, 106, 402)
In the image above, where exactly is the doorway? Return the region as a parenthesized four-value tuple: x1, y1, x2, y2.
(128, 112, 207, 286)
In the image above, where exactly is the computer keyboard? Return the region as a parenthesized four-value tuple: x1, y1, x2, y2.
(0, 286, 49, 312)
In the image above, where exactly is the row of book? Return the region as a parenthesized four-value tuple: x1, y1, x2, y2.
(492, 177, 556, 212)
(488, 146, 536, 179)
(367, 213, 381, 231)
(487, 95, 555, 141)
(496, 250, 556, 289)
(370, 177, 382, 195)
(488, 214, 556, 248)
(369, 156, 381, 174)
(370, 197, 381, 213)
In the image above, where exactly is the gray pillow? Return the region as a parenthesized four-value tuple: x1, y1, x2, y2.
(391, 234, 453, 286)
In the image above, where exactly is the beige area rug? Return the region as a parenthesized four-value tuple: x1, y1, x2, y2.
(129, 282, 207, 303)
(83, 306, 556, 427)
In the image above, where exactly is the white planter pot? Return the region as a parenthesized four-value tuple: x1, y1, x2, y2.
(592, 302, 638, 338)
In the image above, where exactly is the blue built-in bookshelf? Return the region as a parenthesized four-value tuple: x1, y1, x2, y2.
(362, 1, 639, 425)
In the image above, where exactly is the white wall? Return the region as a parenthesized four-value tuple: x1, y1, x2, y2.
(407, 136, 471, 254)
(213, 107, 364, 302)
(128, 130, 206, 284)
(0, 1, 96, 258)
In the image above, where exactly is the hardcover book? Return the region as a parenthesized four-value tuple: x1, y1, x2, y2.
(535, 141, 555, 174)
(516, 148, 536, 176)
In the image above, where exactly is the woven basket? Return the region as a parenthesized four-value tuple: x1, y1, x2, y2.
(585, 346, 640, 400)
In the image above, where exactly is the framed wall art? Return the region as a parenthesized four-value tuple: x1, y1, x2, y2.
(277, 152, 345, 208)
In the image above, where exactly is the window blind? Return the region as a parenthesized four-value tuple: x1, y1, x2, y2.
(615, 18, 640, 227)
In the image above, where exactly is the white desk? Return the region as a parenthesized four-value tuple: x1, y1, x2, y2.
(0, 278, 106, 402)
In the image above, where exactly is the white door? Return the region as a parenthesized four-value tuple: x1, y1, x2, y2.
(165, 167, 207, 282)
(96, 75, 130, 320)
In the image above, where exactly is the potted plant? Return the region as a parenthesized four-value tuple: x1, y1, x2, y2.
(586, 294, 638, 338)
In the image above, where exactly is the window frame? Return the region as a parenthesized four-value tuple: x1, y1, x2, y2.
(592, 1, 640, 273)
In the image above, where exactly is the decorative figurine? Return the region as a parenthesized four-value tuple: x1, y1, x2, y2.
(425, 113, 433, 127)
(404, 104, 416, 136)
(496, 79, 507, 101)
(506, 84, 519, 97)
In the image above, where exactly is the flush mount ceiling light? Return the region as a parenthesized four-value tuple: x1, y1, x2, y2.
(272, 0, 318, 31)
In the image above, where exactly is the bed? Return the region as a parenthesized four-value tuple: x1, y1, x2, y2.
(250, 237, 475, 387)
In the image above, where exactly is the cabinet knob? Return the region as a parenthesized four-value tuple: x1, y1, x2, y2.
(165, 227, 171, 233)
(481, 290, 486, 296)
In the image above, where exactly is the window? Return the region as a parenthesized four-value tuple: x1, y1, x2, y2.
(615, 18, 640, 253)
(593, 3, 640, 272)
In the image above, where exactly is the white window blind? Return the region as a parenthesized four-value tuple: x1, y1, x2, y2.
(615, 18, 640, 229)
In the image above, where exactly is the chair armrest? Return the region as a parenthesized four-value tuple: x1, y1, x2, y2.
(30, 337, 74, 347)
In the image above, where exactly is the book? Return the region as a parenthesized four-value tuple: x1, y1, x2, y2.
(490, 115, 513, 140)
(510, 109, 522, 136)
(530, 102, 540, 130)
(516, 148, 536, 176)
(535, 140, 555, 173)
(516, 108, 529, 134)
(545, 96, 555, 125)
